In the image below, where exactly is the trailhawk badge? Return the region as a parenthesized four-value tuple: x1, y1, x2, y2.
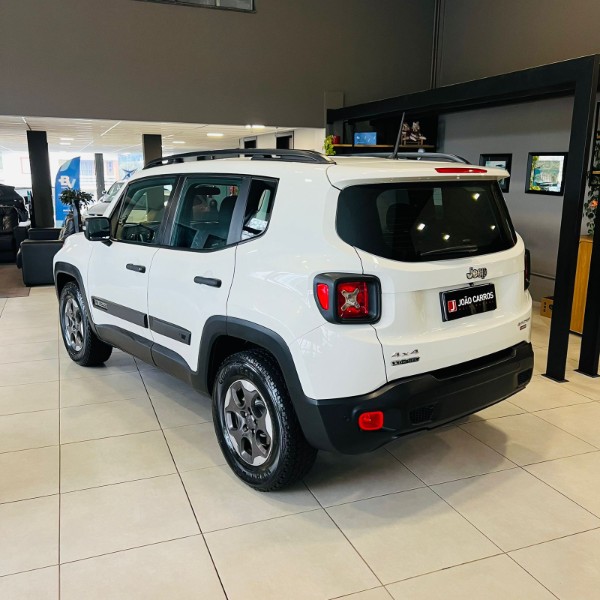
(466, 266, 488, 280)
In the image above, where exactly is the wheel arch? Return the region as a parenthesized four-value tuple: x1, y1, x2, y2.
(54, 261, 98, 335)
(200, 317, 305, 403)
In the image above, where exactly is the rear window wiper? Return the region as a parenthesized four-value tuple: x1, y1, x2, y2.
(417, 244, 478, 257)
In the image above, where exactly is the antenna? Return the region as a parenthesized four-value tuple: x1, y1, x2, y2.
(392, 112, 406, 159)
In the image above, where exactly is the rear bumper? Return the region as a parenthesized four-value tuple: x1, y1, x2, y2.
(295, 342, 534, 453)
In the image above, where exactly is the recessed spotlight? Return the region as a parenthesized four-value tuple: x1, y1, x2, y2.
(60, 137, 74, 141)
(443, 234, 450, 241)
(172, 141, 186, 144)
(417, 223, 426, 231)
(59, 142, 71, 146)
(207, 133, 224, 137)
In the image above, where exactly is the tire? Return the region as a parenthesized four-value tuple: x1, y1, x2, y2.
(59, 281, 113, 366)
(212, 349, 317, 491)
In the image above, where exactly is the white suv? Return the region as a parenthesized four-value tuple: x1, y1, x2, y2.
(54, 149, 534, 490)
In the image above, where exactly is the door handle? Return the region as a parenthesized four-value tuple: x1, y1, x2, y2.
(194, 276, 222, 288)
(126, 263, 146, 273)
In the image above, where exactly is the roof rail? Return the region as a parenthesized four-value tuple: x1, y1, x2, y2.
(342, 151, 468, 164)
(390, 152, 469, 164)
(144, 148, 334, 169)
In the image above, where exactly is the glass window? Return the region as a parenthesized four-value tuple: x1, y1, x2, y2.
(170, 177, 242, 250)
(113, 177, 176, 244)
(241, 179, 277, 240)
(337, 181, 516, 262)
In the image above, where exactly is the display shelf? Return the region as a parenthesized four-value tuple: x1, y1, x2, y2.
(333, 144, 435, 150)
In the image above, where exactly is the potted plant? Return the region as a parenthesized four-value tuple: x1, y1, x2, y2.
(59, 188, 93, 235)
(323, 135, 336, 156)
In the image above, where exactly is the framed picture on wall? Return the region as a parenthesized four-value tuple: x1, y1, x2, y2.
(479, 154, 512, 193)
(525, 152, 568, 195)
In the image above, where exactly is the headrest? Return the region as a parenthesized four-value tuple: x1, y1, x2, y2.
(219, 195, 237, 222)
(191, 185, 221, 196)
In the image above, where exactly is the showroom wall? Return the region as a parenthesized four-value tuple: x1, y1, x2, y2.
(0, 0, 435, 127)
(438, 96, 576, 300)
(436, 0, 600, 86)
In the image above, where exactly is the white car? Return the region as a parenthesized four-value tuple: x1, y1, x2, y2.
(54, 149, 533, 490)
(82, 179, 128, 219)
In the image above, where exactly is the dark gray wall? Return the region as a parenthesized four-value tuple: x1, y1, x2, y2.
(439, 97, 575, 300)
(438, 0, 600, 85)
(0, 0, 434, 127)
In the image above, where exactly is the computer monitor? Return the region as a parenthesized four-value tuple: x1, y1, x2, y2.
(354, 132, 377, 146)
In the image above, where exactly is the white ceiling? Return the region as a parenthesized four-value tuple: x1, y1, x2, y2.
(0, 115, 292, 155)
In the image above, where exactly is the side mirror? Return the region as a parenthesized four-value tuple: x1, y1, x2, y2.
(85, 217, 111, 241)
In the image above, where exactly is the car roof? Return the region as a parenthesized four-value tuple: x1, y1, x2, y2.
(133, 154, 509, 188)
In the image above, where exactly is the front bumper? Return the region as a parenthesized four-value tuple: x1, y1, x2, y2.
(295, 342, 534, 453)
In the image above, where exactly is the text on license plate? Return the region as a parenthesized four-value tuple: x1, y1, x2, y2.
(440, 283, 497, 322)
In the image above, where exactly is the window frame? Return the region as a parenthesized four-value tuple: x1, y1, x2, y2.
(110, 175, 181, 247)
(162, 174, 251, 253)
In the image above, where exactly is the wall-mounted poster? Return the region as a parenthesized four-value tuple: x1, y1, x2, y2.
(525, 152, 568, 195)
(479, 154, 512, 193)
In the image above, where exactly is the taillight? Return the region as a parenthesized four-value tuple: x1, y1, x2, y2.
(435, 167, 488, 174)
(313, 274, 381, 324)
(524, 248, 531, 290)
(316, 283, 330, 310)
(337, 281, 369, 319)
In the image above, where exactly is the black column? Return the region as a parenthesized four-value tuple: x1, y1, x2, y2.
(94, 153, 105, 201)
(142, 134, 162, 166)
(545, 56, 600, 381)
(26, 130, 54, 227)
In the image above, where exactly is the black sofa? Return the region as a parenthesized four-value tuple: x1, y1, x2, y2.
(0, 206, 20, 263)
(16, 228, 63, 286)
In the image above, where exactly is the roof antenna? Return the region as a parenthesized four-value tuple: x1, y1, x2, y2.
(391, 112, 406, 159)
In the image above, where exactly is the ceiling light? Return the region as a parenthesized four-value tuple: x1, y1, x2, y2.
(252, 125, 265, 129)
(207, 133, 224, 137)
(60, 137, 74, 141)
(172, 140, 186, 144)
(443, 234, 450, 241)
(417, 223, 426, 231)
(59, 142, 71, 146)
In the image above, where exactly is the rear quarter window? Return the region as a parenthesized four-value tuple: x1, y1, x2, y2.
(336, 180, 516, 262)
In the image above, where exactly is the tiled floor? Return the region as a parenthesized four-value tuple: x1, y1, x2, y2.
(0, 289, 599, 599)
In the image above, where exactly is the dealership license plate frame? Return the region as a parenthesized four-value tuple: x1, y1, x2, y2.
(440, 283, 497, 322)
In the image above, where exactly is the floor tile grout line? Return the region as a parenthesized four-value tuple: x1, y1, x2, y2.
(504, 553, 561, 600)
(0, 564, 59, 580)
(507, 525, 600, 554)
(135, 362, 231, 600)
(328, 585, 395, 600)
(60, 471, 179, 497)
(384, 444, 508, 555)
(321, 507, 386, 589)
(459, 409, 600, 453)
(57, 533, 205, 569)
(452, 426, 600, 524)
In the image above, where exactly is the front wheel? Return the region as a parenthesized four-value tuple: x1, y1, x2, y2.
(212, 349, 317, 491)
(59, 281, 113, 366)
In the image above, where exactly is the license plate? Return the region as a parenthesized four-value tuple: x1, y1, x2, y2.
(440, 283, 497, 322)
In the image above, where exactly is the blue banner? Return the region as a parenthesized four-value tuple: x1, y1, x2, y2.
(54, 157, 81, 225)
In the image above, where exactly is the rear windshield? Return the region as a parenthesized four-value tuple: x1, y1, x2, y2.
(336, 180, 516, 262)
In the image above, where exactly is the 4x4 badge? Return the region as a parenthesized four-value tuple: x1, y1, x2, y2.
(466, 267, 487, 280)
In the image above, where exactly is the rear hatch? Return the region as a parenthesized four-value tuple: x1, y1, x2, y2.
(332, 170, 532, 380)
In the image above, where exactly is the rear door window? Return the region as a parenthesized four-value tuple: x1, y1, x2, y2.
(336, 180, 516, 262)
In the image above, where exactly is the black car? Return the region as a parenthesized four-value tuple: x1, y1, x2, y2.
(0, 185, 29, 222)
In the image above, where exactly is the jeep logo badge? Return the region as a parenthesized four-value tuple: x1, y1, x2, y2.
(466, 267, 487, 280)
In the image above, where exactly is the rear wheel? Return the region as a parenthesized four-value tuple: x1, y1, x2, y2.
(59, 281, 112, 366)
(213, 349, 317, 491)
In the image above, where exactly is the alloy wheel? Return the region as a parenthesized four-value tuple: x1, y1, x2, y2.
(223, 379, 274, 467)
(62, 295, 84, 353)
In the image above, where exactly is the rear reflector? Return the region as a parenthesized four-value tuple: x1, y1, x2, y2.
(435, 167, 487, 174)
(358, 411, 384, 431)
(316, 283, 330, 310)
